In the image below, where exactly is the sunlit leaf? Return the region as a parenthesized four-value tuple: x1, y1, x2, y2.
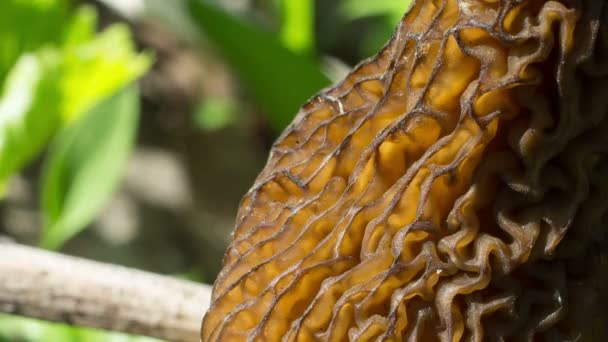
(279, 0, 315, 55)
(0, 22, 150, 197)
(341, 0, 409, 22)
(0, 51, 63, 196)
(59, 24, 152, 123)
(188, 0, 330, 132)
(62, 5, 97, 47)
(40, 85, 139, 250)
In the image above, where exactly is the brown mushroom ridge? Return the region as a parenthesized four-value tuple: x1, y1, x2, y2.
(202, 0, 608, 341)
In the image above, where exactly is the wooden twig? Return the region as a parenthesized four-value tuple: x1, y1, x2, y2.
(0, 243, 212, 342)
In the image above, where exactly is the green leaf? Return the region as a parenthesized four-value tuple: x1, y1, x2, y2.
(0, 21, 150, 196)
(0, 314, 166, 342)
(279, 0, 315, 55)
(0, 51, 63, 195)
(188, 0, 330, 132)
(194, 97, 237, 132)
(0, 0, 70, 81)
(40, 85, 139, 250)
(62, 5, 98, 47)
(59, 24, 152, 123)
(341, 0, 410, 22)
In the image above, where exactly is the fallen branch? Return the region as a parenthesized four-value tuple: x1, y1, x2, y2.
(0, 243, 212, 342)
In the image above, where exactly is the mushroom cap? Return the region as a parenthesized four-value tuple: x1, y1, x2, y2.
(202, 0, 608, 340)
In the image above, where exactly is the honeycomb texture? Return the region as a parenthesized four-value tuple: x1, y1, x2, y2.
(202, 0, 608, 340)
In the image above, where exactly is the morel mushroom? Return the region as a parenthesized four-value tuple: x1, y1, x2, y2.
(202, 0, 608, 340)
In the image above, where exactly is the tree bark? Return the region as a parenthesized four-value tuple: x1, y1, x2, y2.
(0, 242, 212, 342)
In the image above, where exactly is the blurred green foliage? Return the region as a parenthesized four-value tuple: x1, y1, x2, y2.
(279, 0, 315, 55)
(188, 0, 330, 132)
(342, 0, 407, 23)
(0, 0, 150, 242)
(341, 0, 411, 59)
(41, 86, 140, 250)
(1, 0, 412, 340)
(188, 0, 411, 133)
(0, 315, 162, 342)
(0, 0, 69, 82)
(195, 97, 238, 132)
(0, 0, 151, 340)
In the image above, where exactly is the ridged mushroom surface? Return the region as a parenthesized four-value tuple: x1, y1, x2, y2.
(202, 0, 608, 340)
